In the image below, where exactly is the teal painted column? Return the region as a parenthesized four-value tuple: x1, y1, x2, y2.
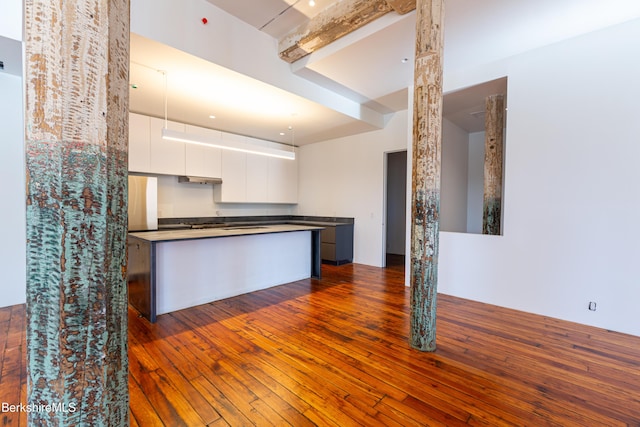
(409, 0, 445, 352)
(24, 0, 130, 425)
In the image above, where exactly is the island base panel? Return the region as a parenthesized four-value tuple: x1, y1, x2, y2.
(155, 231, 312, 315)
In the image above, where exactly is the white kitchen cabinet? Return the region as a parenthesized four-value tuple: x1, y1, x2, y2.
(246, 153, 268, 202)
(149, 117, 185, 176)
(185, 125, 222, 178)
(129, 113, 298, 204)
(128, 113, 151, 173)
(268, 156, 298, 203)
(214, 148, 246, 202)
(214, 132, 298, 204)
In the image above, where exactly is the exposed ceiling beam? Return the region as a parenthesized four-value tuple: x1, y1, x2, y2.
(384, 0, 416, 15)
(279, 0, 396, 63)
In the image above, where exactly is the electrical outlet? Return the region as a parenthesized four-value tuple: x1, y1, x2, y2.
(588, 301, 597, 311)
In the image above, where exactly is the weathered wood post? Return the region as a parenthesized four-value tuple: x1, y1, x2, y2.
(24, 0, 130, 425)
(482, 94, 505, 235)
(409, 0, 445, 352)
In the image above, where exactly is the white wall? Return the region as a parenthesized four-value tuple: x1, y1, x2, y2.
(0, 72, 26, 307)
(440, 118, 469, 233)
(155, 175, 295, 218)
(297, 111, 409, 266)
(466, 131, 485, 233)
(438, 19, 640, 336)
(0, 1, 25, 307)
(0, 0, 22, 42)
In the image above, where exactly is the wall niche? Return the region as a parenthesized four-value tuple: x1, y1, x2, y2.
(440, 77, 507, 235)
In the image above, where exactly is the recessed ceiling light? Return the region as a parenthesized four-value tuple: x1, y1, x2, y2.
(401, 58, 409, 63)
(280, 132, 286, 136)
(209, 115, 216, 119)
(309, 0, 316, 6)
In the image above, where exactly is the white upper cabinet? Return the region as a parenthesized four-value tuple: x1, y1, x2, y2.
(128, 113, 298, 204)
(149, 117, 185, 176)
(184, 125, 222, 178)
(214, 148, 247, 203)
(128, 113, 151, 173)
(268, 156, 298, 204)
(214, 132, 297, 204)
(246, 153, 268, 203)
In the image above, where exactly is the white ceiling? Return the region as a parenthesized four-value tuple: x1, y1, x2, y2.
(204, 0, 337, 39)
(129, 34, 357, 146)
(129, 0, 640, 145)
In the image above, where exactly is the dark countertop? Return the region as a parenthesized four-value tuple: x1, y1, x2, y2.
(289, 220, 352, 227)
(129, 223, 324, 243)
(157, 215, 354, 231)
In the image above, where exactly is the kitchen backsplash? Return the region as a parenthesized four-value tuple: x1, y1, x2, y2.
(156, 175, 296, 218)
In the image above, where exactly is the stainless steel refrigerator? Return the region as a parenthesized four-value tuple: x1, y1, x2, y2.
(127, 175, 158, 231)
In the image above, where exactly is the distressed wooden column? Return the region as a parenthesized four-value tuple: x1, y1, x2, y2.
(409, 0, 444, 352)
(24, 0, 130, 425)
(482, 94, 505, 235)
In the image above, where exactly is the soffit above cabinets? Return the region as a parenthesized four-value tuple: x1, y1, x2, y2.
(129, 33, 360, 147)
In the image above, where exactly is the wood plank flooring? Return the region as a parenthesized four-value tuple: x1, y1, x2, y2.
(0, 304, 26, 426)
(2, 263, 640, 426)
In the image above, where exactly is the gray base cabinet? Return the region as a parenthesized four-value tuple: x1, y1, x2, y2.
(320, 223, 353, 265)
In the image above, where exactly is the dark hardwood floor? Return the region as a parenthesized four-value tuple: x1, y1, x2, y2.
(385, 253, 405, 269)
(0, 304, 26, 426)
(2, 263, 640, 426)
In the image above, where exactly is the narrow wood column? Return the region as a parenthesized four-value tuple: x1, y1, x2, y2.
(482, 94, 505, 235)
(24, 0, 130, 425)
(409, 0, 445, 352)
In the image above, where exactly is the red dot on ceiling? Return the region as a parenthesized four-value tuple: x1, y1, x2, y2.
(202, 17, 208, 24)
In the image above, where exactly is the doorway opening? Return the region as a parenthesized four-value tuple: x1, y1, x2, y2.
(384, 150, 407, 270)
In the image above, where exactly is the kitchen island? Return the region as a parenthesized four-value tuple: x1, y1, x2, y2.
(128, 224, 323, 322)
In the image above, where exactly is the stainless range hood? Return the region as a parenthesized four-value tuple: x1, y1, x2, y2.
(178, 176, 223, 185)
